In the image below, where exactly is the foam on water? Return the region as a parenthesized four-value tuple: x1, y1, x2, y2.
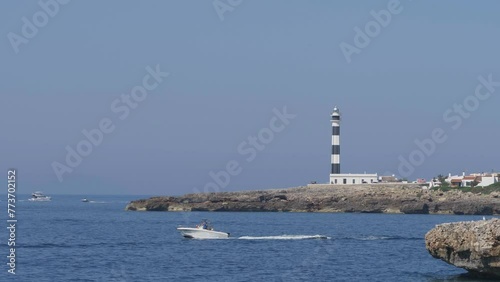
(334, 235, 423, 241)
(237, 234, 330, 240)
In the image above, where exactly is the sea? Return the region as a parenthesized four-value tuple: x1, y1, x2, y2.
(0, 194, 496, 282)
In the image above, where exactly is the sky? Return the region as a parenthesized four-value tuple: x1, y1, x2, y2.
(1, 0, 499, 195)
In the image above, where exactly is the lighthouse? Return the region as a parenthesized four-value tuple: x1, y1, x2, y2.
(328, 106, 378, 185)
(331, 107, 341, 174)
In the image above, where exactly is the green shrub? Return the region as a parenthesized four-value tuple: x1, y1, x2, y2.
(431, 184, 500, 194)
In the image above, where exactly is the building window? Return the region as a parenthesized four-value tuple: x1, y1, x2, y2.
(352, 179, 355, 184)
(334, 179, 337, 184)
(343, 179, 347, 184)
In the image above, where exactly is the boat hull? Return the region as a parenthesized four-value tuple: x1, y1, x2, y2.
(29, 192, 51, 201)
(177, 227, 229, 239)
(28, 197, 51, 202)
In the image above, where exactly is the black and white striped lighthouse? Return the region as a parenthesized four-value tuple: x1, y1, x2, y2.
(331, 107, 341, 174)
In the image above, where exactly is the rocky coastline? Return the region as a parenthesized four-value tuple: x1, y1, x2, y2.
(426, 219, 500, 277)
(125, 184, 500, 215)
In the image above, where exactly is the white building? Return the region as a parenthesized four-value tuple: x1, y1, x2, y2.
(445, 172, 499, 187)
(477, 175, 498, 187)
(328, 106, 378, 185)
(330, 173, 379, 185)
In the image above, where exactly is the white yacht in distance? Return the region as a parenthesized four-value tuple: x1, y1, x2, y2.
(177, 220, 229, 239)
(28, 191, 51, 202)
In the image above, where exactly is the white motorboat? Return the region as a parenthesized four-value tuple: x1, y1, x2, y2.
(28, 191, 51, 202)
(177, 220, 229, 239)
(81, 198, 89, 202)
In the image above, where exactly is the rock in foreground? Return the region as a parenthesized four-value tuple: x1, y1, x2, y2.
(425, 219, 500, 277)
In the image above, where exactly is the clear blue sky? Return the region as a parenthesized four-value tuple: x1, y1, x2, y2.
(1, 0, 499, 195)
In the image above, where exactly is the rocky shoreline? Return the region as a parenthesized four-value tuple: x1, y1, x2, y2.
(426, 219, 500, 277)
(125, 184, 500, 215)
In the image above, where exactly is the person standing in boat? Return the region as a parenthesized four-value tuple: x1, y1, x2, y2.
(197, 220, 208, 229)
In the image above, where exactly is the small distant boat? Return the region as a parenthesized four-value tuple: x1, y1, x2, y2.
(81, 198, 89, 203)
(28, 191, 51, 202)
(177, 220, 229, 239)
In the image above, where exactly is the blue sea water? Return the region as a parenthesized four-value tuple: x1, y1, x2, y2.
(0, 195, 496, 281)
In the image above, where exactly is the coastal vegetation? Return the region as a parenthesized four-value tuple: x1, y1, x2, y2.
(431, 182, 500, 194)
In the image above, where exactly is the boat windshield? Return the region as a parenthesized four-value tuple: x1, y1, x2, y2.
(198, 220, 213, 230)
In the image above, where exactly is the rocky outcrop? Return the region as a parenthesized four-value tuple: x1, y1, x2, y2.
(425, 219, 500, 277)
(125, 184, 500, 215)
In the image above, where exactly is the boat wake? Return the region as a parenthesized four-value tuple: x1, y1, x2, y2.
(336, 235, 422, 241)
(238, 235, 330, 240)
